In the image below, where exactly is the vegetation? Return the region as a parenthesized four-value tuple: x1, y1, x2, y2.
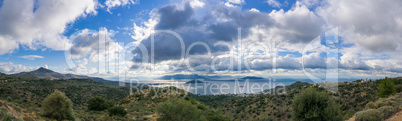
(108, 106, 127, 117)
(365, 101, 378, 109)
(41, 90, 75, 121)
(1, 71, 402, 121)
(356, 92, 402, 121)
(0, 77, 130, 108)
(377, 77, 397, 98)
(190, 79, 398, 121)
(291, 88, 342, 121)
(355, 109, 382, 121)
(87, 96, 114, 111)
(156, 98, 205, 121)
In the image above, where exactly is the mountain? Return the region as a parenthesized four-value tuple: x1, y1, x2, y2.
(13, 67, 65, 80)
(12, 67, 117, 85)
(159, 74, 209, 80)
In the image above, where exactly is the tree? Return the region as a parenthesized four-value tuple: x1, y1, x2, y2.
(291, 88, 342, 121)
(108, 106, 127, 117)
(156, 98, 205, 121)
(42, 90, 75, 121)
(377, 77, 396, 98)
(87, 96, 113, 111)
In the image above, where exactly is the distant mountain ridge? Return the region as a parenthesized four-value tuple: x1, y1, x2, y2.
(11, 67, 116, 85)
(159, 74, 209, 80)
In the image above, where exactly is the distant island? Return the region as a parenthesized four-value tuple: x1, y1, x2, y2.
(185, 79, 205, 84)
(159, 74, 209, 80)
(240, 76, 265, 80)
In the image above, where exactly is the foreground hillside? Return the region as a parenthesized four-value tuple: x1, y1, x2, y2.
(191, 78, 402, 121)
(0, 73, 131, 120)
(0, 72, 228, 120)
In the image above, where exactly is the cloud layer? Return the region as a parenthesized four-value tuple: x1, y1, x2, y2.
(127, 0, 402, 76)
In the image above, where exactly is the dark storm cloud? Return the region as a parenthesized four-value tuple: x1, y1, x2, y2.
(155, 3, 195, 30)
(131, 2, 277, 63)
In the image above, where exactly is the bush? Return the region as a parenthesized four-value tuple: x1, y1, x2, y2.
(42, 90, 75, 121)
(377, 102, 387, 107)
(108, 106, 127, 117)
(156, 98, 205, 121)
(355, 109, 382, 121)
(87, 96, 113, 111)
(291, 88, 342, 121)
(378, 106, 396, 118)
(197, 104, 208, 110)
(396, 85, 402, 93)
(365, 102, 378, 109)
(204, 110, 230, 121)
(377, 77, 397, 98)
(6, 97, 12, 102)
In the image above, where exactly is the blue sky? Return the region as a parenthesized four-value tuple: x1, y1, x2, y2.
(0, 0, 401, 80)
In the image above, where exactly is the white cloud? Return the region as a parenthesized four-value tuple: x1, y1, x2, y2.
(317, 0, 402, 52)
(65, 27, 129, 76)
(227, 0, 245, 4)
(0, 62, 36, 74)
(189, 0, 205, 8)
(68, 28, 123, 62)
(263, 2, 324, 44)
(267, 0, 281, 8)
(105, 0, 137, 13)
(249, 8, 260, 12)
(0, 0, 98, 55)
(225, 0, 245, 7)
(19, 55, 44, 60)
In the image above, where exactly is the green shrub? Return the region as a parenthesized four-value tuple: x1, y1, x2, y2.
(87, 96, 114, 111)
(377, 77, 396, 98)
(355, 109, 382, 121)
(365, 102, 378, 109)
(197, 104, 208, 110)
(291, 88, 342, 121)
(108, 106, 127, 117)
(156, 98, 205, 121)
(42, 90, 75, 121)
(377, 102, 387, 107)
(6, 97, 12, 102)
(378, 106, 396, 118)
(396, 85, 402, 93)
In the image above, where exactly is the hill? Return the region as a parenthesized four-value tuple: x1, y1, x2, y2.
(12, 67, 117, 85)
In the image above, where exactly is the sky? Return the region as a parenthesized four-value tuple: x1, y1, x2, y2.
(0, 0, 401, 80)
